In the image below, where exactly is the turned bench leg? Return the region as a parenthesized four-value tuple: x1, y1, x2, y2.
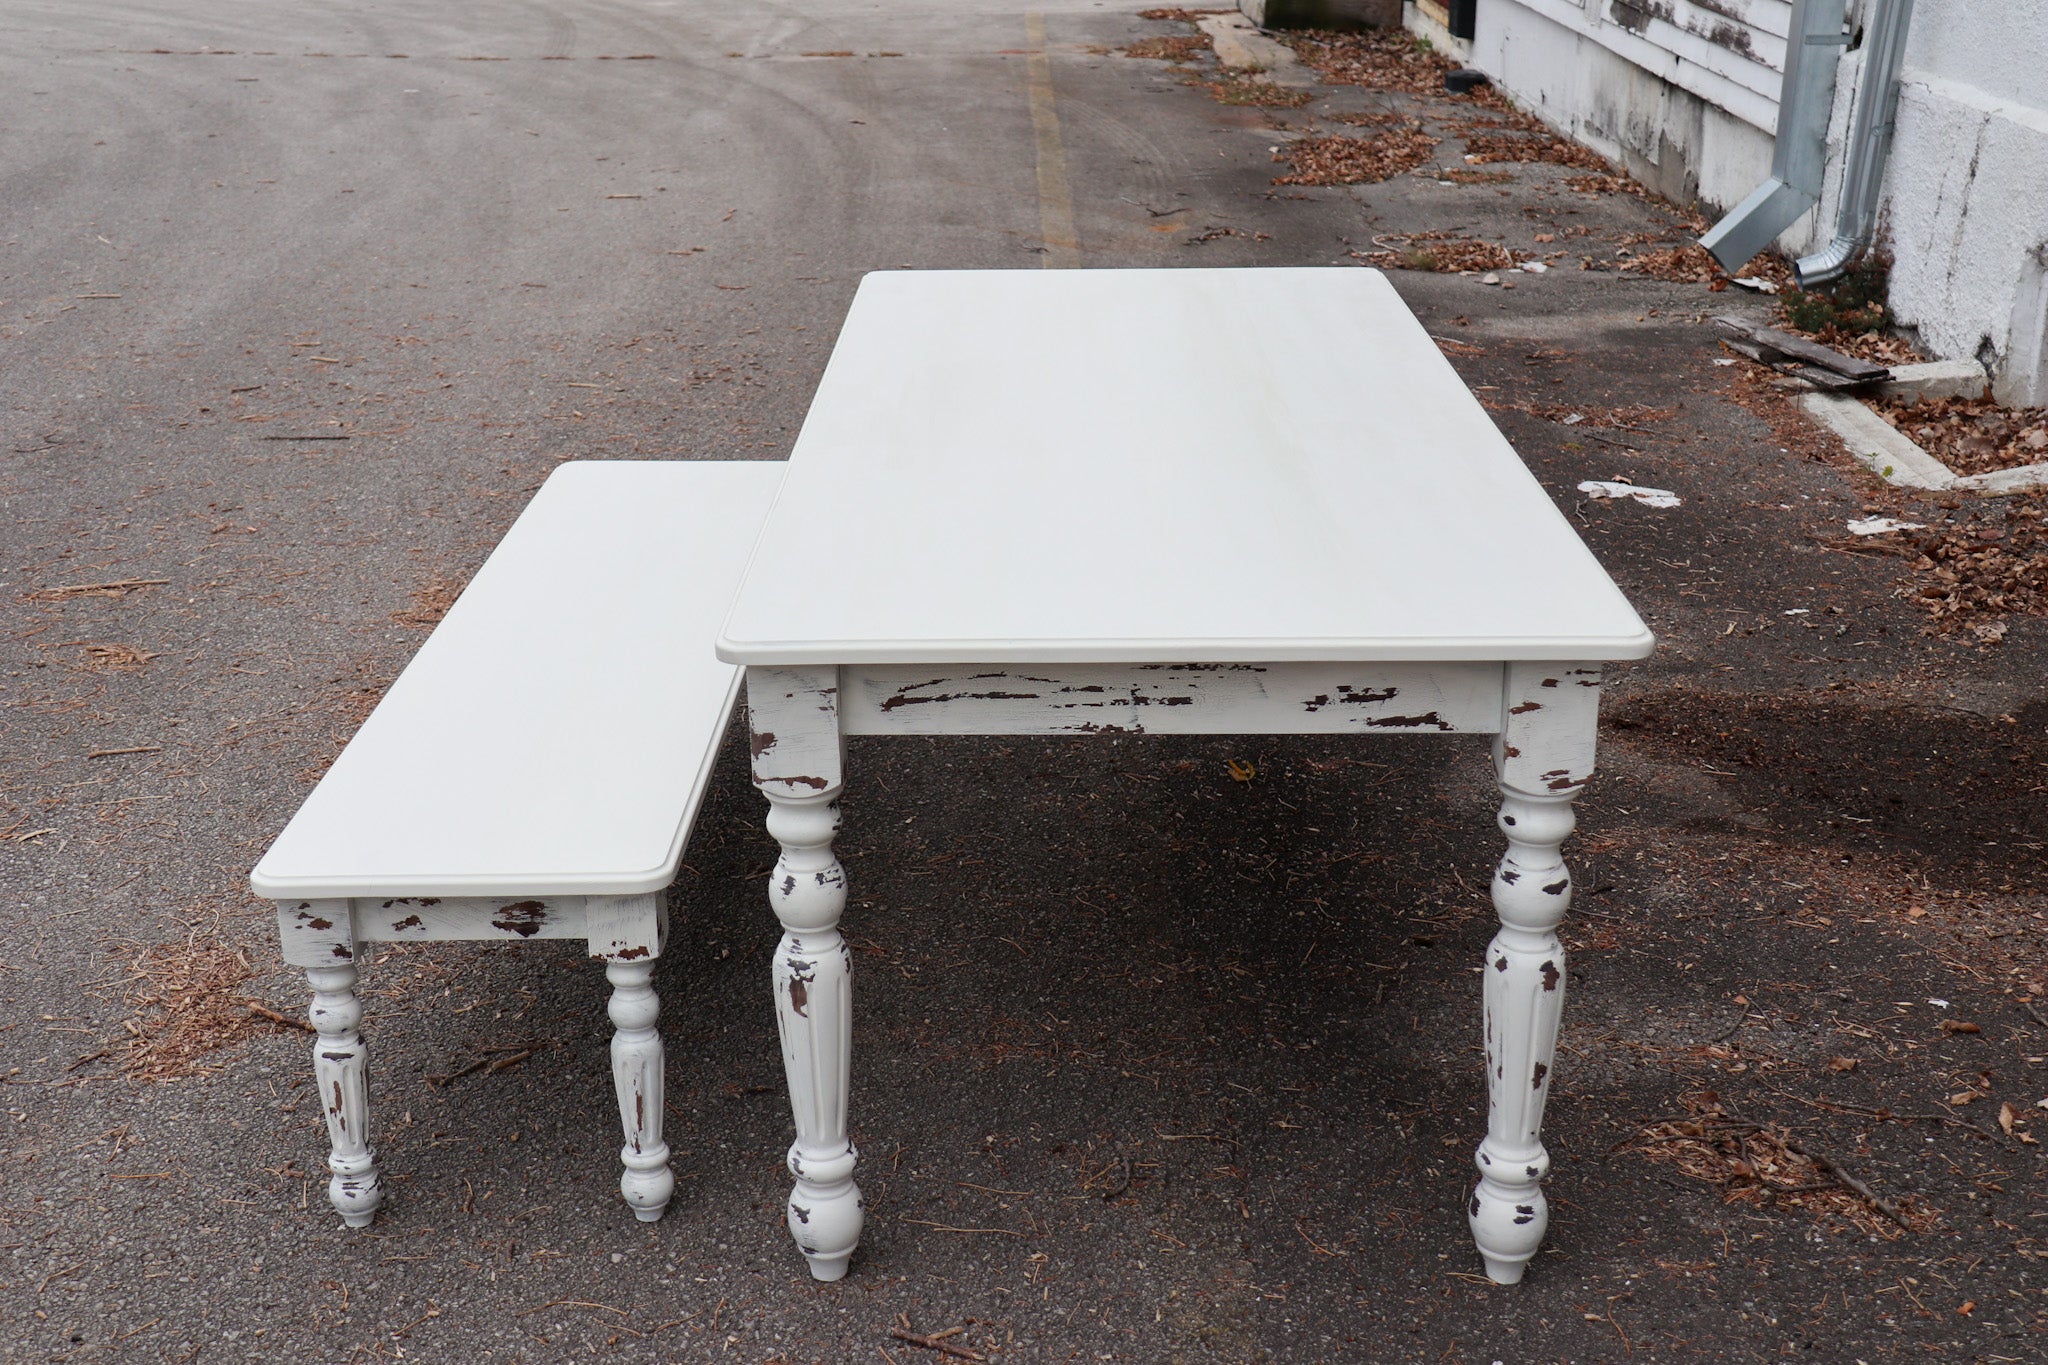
(306, 962, 383, 1227)
(606, 958, 675, 1221)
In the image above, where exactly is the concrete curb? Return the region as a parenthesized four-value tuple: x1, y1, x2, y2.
(1876, 359, 1990, 402)
(1197, 15, 1312, 85)
(1801, 393, 1955, 490)
(1801, 357, 2048, 495)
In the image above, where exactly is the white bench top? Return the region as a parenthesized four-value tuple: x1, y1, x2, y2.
(253, 461, 784, 901)
(719, 268, 1653, 666)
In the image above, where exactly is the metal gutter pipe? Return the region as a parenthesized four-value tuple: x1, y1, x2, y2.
(1700, 0, 1851, 273)
(1794, 0, 1916, 286)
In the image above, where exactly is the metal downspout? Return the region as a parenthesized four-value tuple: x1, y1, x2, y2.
(1794, 0, 1917, 286)
(1700, 0, 1850, 273)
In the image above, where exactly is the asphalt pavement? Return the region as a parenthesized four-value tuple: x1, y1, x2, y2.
(3, 3, 2044, 1362)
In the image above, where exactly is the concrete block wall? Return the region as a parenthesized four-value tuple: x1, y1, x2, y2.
(1883, 7, 2048, 405)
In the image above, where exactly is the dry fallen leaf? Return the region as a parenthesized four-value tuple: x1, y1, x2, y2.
(1941, 1020, 1981, 1035)
(1226, 759, 1256, 783)
(1828, 1056, 1858, 1073)
(1999, 1102, 2018, 1135)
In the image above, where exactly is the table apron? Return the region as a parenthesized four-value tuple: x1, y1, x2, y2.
(835, 661, 1506, 737)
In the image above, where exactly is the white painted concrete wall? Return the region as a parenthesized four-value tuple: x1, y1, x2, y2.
(1884, 3, 2048, 403)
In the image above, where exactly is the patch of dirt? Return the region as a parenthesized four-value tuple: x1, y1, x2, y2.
(1624, 1090, 1938, 1239)
(1437, 167, 1514, 185)
(1272, 126, 1437, 186)
(1323, 109, 1401, 127)
(1605, 688, 2048, 894)
(1900, 497, 2048, 633)
(1564, 171, 1639, 197)
(1774, 258, 1926, 365)
(1804, 326, 1926, 367)
(1460, 130, 1611, 172)
(1617, 243, 1724, 285)
(1136, 5, 1231, 19)
(1732, 250, 1796, 289)
(1188, 223, 1272, 244)
(1873, 395, 2048, 477)
(391, 578, 461, 628)
(1279, 27, 1452, 95)
(1513, 402, 1678, 429)
(1124, 34, 1212, 64)
(1200, 77, 1313, 107)
(1354, 230, 1523, 273)
(49, 642, 159, 672)
(1562, 174, 1710, 235)
(120, 914, 292, 1081)
(1712, 362, 2047, 632)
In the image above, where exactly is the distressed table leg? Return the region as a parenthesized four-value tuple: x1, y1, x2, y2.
(1469, 663, 1601, 1284)
(748, 666, 863, 1281)
(606, 958, 675, 1221)
(306, 961, 383, 1228)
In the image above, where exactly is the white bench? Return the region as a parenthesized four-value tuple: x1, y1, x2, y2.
(252, 460, 783, 1228)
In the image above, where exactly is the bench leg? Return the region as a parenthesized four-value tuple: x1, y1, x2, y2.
(606, 958, 675, 1221)
(306, 962, 383, 1228)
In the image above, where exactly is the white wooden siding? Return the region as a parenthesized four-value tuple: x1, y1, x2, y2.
(1496, 0, 1796, 132)
(1606, 0, 1791, 100)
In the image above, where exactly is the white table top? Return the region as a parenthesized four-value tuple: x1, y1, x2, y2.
(254, 461, 781, 901)
(719, 268, 1652, 666)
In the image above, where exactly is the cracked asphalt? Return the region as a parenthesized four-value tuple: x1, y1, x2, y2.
(3, 3, 2044, 1362)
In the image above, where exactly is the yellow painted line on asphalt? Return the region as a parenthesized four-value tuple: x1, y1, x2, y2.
(1024, 13, 1080, 268)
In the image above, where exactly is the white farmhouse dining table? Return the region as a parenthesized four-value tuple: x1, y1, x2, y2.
(717, 267, 1654, 1285)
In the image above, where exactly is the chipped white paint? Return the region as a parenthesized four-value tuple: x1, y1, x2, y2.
(720, 271, 1653, 1285)
(1498, 663, 1604, 797)
(308, 959, 381, 1227)
(257, 461, 783, 1229)
(1471, 785, 1577, 1283)
(1469, 663, 1602, 1282)
(280, 893, 673, 1227)
(747, 669, 862, 1280)
(723, 271, 1650, 1285)
(841, 662, 1505, 737)
(1576, 481, 1681, 507)
(608, 958, 674, 1221)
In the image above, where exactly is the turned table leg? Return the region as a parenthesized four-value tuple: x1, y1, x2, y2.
(607, 958, 675, 1221)
(748, 666, 863, 1280)
(306, 962, 383, 1228)
(1469, 663, 1601, 1284)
